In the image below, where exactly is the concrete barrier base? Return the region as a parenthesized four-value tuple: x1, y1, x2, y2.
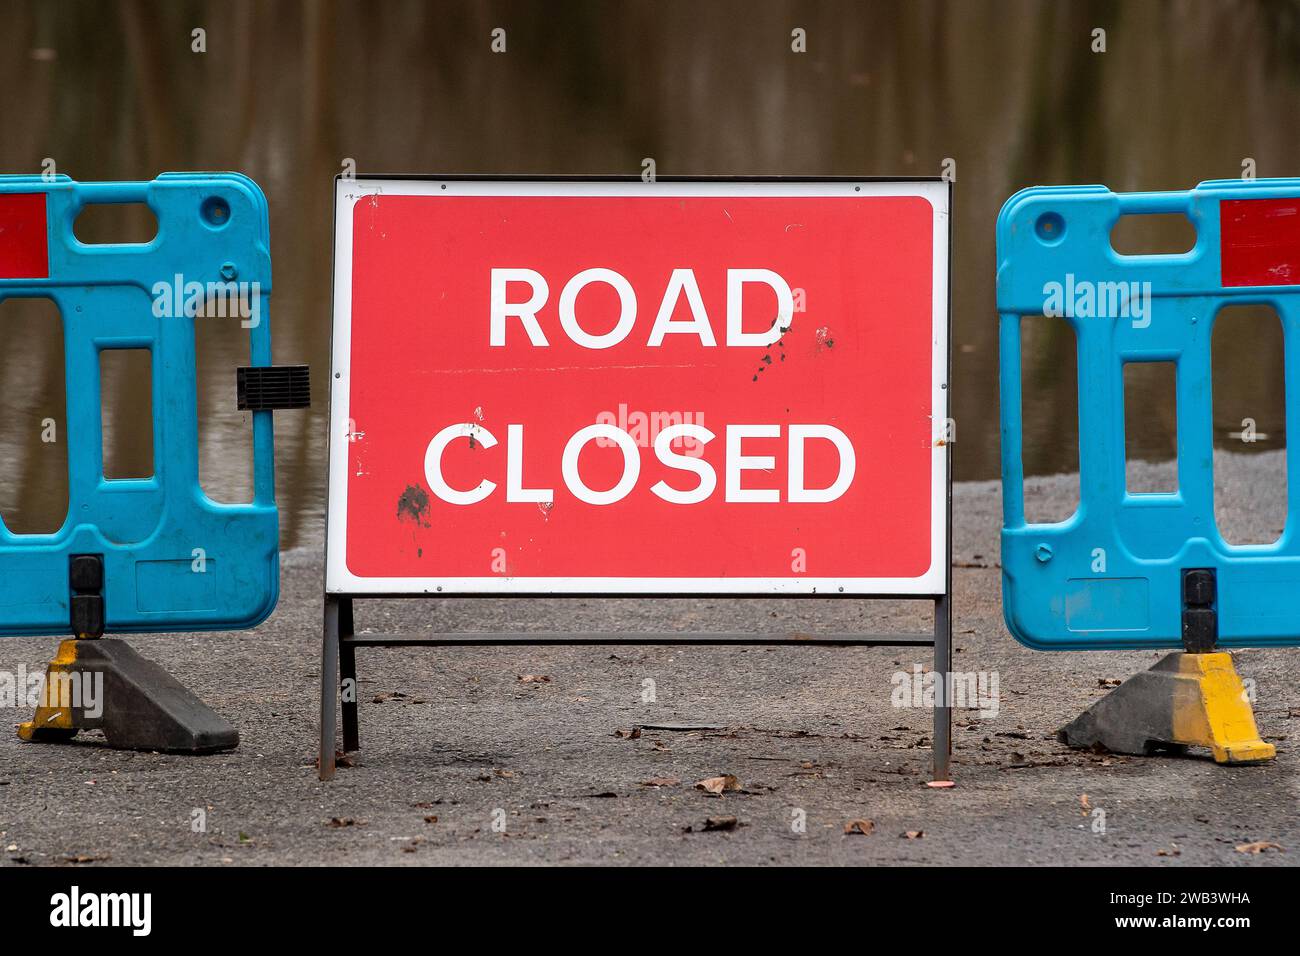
(18, 638, 238, 754)
(1059, 652, 1275, 764)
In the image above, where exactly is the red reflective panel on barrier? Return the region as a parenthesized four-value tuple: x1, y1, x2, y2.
(1220, 197, 1300, 287)
(0, 193, 49, 280)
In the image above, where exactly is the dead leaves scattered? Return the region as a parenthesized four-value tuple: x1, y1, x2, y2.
(326, 817, 366, 828)
(702, 816, 739, 832)
(844, 819, 875, 836)
(313, 751, 353, 770)
(683, 816, 741, 834)
(1235, 841, 1283, 855)
(903, 830, 924, 840)
(641, 777, 681, 788)
(791, 761, 826, 779)
(695, 774, 741, 795)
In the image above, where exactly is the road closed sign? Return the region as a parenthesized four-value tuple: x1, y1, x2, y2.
(326, 178, 950, 595)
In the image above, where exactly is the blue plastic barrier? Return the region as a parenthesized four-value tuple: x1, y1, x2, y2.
(0, 172, 279, 636)
(998, 178, 1300, 650)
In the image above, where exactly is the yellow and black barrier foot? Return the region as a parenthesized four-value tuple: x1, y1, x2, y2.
(1059, 652, 1275, 765)
(17, 638, 238, 754)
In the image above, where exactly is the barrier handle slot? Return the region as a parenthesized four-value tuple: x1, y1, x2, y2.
(74, 182, 151, 206)
(1114, 192, 1193, 217)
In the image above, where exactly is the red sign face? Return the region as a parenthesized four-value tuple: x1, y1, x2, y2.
(327, 180, 948, 594)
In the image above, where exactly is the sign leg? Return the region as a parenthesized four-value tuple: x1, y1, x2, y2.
(932, 593, 952, 782)
(319, 596, 340, 780)
(340, 597, 359, 752)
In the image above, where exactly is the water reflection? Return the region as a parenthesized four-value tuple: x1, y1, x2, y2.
(1, 0, 1296, 549)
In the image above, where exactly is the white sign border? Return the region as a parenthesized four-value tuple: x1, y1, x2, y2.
(326, 178, 950, 596)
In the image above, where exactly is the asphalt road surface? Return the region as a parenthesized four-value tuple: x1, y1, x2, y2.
(1, 452, 1296, 865)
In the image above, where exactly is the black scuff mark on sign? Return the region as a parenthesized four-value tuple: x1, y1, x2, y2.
(753, 336, 789, 383)
(397, 484, 432, 527)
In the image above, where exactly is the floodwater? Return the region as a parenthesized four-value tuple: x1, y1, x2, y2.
(1, 0, 1297, 548)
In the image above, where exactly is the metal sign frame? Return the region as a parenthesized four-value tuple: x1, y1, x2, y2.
(319, 175, 953, 781)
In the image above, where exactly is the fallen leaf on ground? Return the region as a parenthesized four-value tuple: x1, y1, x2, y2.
(314, 752, 353, 770)
(326, 817, 365, 828)
(844, 819, 875, 835)
(423, 815, 438, 824)
(1235, 841, 1282, 854)
(1156, 846, 1181, 857)
(903, 830, 924, 839)
(518, 674, 551, 684)
(641, 777, 681, 788)
(702, 816, 738, 831)
(614, 728, 642, 739)
(695, 774, 741, 795)
(63, 854, 110, 864)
